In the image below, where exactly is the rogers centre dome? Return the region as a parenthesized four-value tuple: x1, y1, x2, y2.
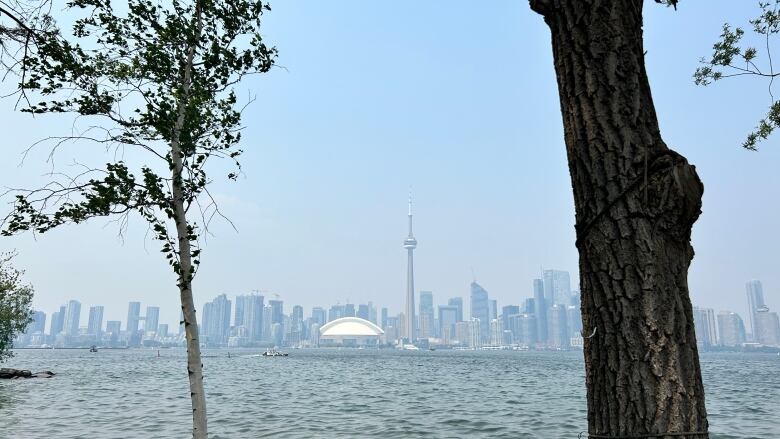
(318, 317, 385, 347)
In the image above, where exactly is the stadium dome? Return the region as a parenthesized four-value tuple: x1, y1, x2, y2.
(318, 317, 384, 347)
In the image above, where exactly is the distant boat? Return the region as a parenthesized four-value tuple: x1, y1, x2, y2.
(402, 344, 419, 351)
(89, 345, 98, 353)
(262, 348, 288, 357)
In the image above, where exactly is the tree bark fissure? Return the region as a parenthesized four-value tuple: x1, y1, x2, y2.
(531, 1, 708, 437)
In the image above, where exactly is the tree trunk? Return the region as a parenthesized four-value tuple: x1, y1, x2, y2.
(529, 1, 709, 437)
(170, 2, 207, 437)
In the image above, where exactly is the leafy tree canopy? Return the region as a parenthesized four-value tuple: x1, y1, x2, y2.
(0, 252, 33, 363)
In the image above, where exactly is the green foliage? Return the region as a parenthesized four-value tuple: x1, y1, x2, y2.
(0, 252, 34, 363)
(695, 1, 780, 150)
(2, 0, 276, 278)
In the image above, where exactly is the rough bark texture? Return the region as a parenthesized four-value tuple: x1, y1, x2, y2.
(529, 1, 709, 437)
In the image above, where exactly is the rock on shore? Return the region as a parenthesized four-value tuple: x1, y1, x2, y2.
(0, 368, 55, 379)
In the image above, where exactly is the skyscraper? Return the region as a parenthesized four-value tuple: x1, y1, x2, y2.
(533, 278, 548, 344)
(754, 309, 780, 347)
(235, 293, 264, 341)
(105, 321, 121, 342)
(501, 305, 520, 332)
(717, 311, 746, 347)
(64, 300, 81, 336)
(144, 306, 160, 335)
(311, 307, 327, 327)
(746, 280, 766, 339)
(419, 291, 434, 339)
(27, 311, 46, 334)
(489, 300, 498, 321)
(50, 305, 66, 336)
(269, 299, 284, 325)
(448, 297, 463, 323)
(543, 269, 571, 307)
(380, 307, 388, 329)
(547, 304, 569, 348)
(87, 306, 104, 337)
(403, 194, 418, 342)
(470, 282, 490, 343)
(204, 294, 232, 345)
(692, 307, 718, 348)
(357, 304, 370, 321)
(126, 301, 141, 336)
(438, 305, 458, 343)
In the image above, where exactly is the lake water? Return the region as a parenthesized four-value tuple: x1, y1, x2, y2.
(0, 349, 778, 438)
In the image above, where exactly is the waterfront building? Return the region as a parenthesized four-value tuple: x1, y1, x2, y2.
(548, 304, 569, 348)
(533, 279, 548, 344)
(489, 300, 498, 321)
(717, 311, 747, 347)
(311, 307, 327, 327)
(50, 305, 66, 336)
(746, 280, 766, 340)
(489, 319, 502, 346)
(203, 294, 232, 346)
(419, 291, 434, 339)
(448, 297, 463, 323)
(105, 321, 121, 343)
(318, 317, 384, 347)
(144, 306, 160, 336)
(567, 305, 582, 338)
(543, 269, 571, 307)
(357, 304, 369, 321)
(754, 309, 780, 347)
(692, 307, 718, 348)
(234, 293, 264, 342)
(438, 305, 459, 343)
(328, 304, 344, 322)
(64, 300, 81, 336)
(87, 306, 104, 337)
(454, 321, 470, 347)
(468, 318, 481, 348)
(470, 282, 490, 343)
(269, 299, 284, 325)
(27, 311, 46, 335)
(403, 194, 418, 343)
(501, 305, 520, 332)
(126, 302, 141, 336)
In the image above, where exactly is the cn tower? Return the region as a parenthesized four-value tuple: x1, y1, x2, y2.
(403, 193, 417, 343)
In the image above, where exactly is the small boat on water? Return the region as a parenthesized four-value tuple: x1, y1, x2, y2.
(262, 348, 288, 357)
(89, 345, 98, 353)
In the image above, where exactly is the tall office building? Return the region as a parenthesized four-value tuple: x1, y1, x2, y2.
(489, 319, 502, 346)
(746, 280, 766, 340)
(203, 294, 232, 345)
(126, 302, 141, 336)
(543, 269, 571, 307)
(343, 303, 356, 317)
(269, 299, 284, 325)
(754, 309, 780, 347)
(27, 311, 46, 334)
(357, 304, 370, 321)
(368, 302, 378, 324)
(509, 314, 538, 346)
(105, 321, 121, 342)
(50, 305, 66, 336)
(533, 279, 548, 344)
(489, 299, 498, 322)
(547, 304, 569, 348)
(311, 307, 327, 327)
(501, 305, 520, 332)
(64, 300, 81, 336)
(567, 305, 582, 338)
(380, 307, 388, 330)
(692, 307, 718, 348)
(291, 305, 304, 344)
(157, 324, 169, 338)
(144, 306, 160, 335)
(403, 194, 418, 342)
(470, 282, 490, 343)
(328, 304, 344, 322)
(87, 306, 104, 337)
(235, 294, 264, 341)
(419, 291, 434, 339)
(448, 297, 463, 323)
(438, 305, 459, 343)
(262, 305, 272, 340)
(717, 311, 746, 347)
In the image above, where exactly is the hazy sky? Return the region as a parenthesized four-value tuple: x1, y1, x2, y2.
(2, 1, 778, 328)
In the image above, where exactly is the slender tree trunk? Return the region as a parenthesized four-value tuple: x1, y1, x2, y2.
(170, 1, 207, 437)
(529, 1, 708, 437)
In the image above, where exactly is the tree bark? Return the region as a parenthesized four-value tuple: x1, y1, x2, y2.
(529, 1, 709, 437)
(170, 1, 207, 437)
